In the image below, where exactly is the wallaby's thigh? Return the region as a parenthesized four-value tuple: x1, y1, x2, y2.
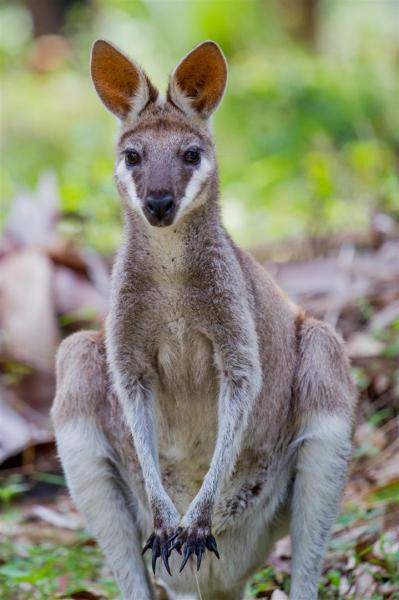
(289, 318, 355, 600)
(52, 331, 155, 600)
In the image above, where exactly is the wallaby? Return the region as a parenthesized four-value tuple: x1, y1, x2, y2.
(52, 40, 356, 600)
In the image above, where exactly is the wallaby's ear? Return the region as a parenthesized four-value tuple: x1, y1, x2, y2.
(167, 41, 227, 120)
(91, 40, 158, 120)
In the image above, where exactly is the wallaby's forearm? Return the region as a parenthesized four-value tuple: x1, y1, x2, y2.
(182, 376, 258, 524)
(111, 368, 181, 575)
(113, 372, 180, 527)
(174, 305, 262, 568)
(107, 293, 181, 574)
(170, 345, 261, 571)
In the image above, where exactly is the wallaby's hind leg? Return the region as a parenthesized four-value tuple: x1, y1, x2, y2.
(52, 332, 155, 600)
(290, 319, 355, 600)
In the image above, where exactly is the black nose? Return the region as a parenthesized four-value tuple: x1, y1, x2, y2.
(145, 194, 175, 221)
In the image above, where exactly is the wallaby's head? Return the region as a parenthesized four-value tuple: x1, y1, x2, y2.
(91, 40, 227, 227)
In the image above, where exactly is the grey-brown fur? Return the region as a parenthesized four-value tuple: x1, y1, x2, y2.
(52, 40, 356, 600)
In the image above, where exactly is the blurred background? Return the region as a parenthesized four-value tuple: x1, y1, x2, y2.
(0, 1, 398, 599)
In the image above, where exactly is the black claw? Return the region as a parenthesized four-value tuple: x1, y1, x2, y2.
(179, 542, 193, 573)
(195, 542, 204, 571)
(161, 543, 172, 576)
(151, 538, 160, 575)
(142, 533, 155, 555)
(167, 531, 180, 545)
(206, 535, 220, 559)
(170, 539, 182, 555)
(170, 530, 220, 572)
(143, 530, 177, 575)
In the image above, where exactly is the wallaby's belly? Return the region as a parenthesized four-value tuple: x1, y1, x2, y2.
(154, 318, 219, 510)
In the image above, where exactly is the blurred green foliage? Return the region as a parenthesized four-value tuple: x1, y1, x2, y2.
(0, 0, 398, 252)
(0, 536, 118, 598)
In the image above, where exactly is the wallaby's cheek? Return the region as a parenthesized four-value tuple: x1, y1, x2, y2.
(115, 160, 143, 215)
(169, 165, 193, 212)
(174, 157, 213, 221)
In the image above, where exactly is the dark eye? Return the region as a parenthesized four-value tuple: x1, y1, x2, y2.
(124, 150, 141, 167)
(184, 147, 201, 165)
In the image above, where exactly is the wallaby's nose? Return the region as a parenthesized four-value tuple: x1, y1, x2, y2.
(145, 193, 175, 224)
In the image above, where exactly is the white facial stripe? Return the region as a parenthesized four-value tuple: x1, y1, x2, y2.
(116, 159, 142, 213)
(175, 157, 212, 221)
(116, 156, 212, 226)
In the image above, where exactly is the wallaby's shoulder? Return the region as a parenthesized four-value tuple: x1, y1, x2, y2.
(231, 241, 299, 321)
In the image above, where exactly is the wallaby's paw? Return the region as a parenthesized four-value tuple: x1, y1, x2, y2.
(142, 529, 176, 576)
(169, 526, 220, 572)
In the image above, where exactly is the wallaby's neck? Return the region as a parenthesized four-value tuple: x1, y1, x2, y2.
(121, 184, 228, 280)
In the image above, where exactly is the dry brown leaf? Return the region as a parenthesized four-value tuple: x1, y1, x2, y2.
(59, 590, 106, 600)
(25, 505, 82, 530)
(354, 422, 388, 451)
(3, 521, 80, 546)
(368, 298, 399, 332)
(270, 591, 289, 600)
(5, 172, 60, 247)
(346, 333, 385, 358)
(354, 564, 378, 598)
(0, 249, 60, 371)
(53, 266, 107, 321)
(0, 388, 52, 464)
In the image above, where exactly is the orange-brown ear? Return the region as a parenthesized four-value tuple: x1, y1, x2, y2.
(91, 40, 158, 120)
(167, 41, 227, 120)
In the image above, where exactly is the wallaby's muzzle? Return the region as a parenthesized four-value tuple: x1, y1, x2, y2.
(144, 192, 176, 226)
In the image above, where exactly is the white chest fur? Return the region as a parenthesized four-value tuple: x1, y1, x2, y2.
(155, 316, 218, 471)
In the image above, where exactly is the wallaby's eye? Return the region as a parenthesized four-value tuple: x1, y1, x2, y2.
(124, 150, 141, 167)
(183, 147, 201, 165)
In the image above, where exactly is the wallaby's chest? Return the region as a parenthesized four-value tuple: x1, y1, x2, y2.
(153, 296, 219, 482)
(156, 313, 214, 392)
(148, 250, 213, 388)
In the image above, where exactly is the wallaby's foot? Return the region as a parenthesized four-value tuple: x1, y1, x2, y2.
(143, 529, 175, 576)
(170, 526, 220, 572)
